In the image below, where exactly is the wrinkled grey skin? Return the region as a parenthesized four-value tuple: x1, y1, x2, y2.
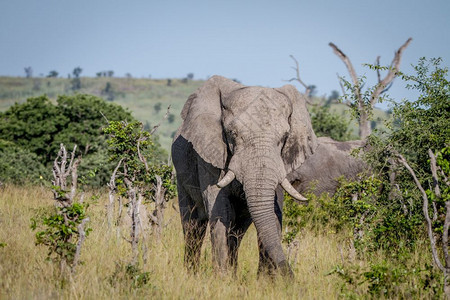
(172, 75, 363, 276)
(289, 137, 366, 196)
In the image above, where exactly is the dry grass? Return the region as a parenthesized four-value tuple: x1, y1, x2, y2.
(0, 185, 436, 299)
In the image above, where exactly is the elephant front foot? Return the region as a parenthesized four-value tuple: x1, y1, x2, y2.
(257, 249, 294, 278)
(210, 219, 231, 273)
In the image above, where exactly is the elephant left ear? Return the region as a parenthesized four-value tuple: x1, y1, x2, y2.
(277, 84, 318, 175)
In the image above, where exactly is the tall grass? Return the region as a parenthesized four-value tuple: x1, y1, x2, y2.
(0, 185, 437, 298)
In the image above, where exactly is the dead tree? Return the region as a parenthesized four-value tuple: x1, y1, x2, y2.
(149, 175, 167, 241)
(286, 55, 315, 105)
(52, 144, 81, 207)
(107, 158, 123, 229)
(52, 144, 89, 274)
(396, 149, 450, 297)
(329, 38, 412, 139)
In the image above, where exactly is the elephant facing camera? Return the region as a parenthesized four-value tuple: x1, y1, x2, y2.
(171, 75, 365, 276)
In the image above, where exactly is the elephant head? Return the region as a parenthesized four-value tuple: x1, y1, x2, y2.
(288, 137, 367, 196)
(178, 75, 317, 271)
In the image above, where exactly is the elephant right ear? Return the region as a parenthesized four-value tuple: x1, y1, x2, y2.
(179, 76, 231, 169)
(278, 84, 318, 175)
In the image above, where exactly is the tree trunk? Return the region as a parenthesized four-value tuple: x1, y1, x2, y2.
(359, 111, 371, 139)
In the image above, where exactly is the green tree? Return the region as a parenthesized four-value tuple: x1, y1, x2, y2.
(310, 106, 352, 141)
(47, 70, 58, 78)
(392, 57, 450, 172)
(102, 82, 115, 101)
(327, 90, 340, 104)
(71, 67, 82, 90)
(284, 58, 449, 290)
(0, 140, 47, 184)
(154, 102, 162, 114)
(24, 66, 33, 78)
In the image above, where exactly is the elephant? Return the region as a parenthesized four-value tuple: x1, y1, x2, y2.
(288, 137, 366, 197)
(171, 75, 364, 276)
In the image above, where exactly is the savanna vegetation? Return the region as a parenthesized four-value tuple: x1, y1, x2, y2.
(0, 57, 449, 298)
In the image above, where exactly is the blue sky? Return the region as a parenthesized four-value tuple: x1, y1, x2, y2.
(1, 0, 449, 108)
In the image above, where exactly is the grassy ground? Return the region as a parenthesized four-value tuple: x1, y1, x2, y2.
(0, 185, 438, 299)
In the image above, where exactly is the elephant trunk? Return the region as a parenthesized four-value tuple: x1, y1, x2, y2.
(240, 150, 292, 275)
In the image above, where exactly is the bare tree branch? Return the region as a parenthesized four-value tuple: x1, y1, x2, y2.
(329, 42, 361, 101)
(396, 151, 446, 272)
(286, 55, 310, 91)
(370, 38, 412, 105)
(376, 56, 381, 83)
(444, 201, 450, 268)
(284, 55, 315, 105)
(99, 111, 109, 123)
(336, 73, 351, 107)
(52, 144, 81, 206)
(107, 158, 123, 228)
(150, 105, 171, 135)
(429, 149, 450, 268)
(429, 149, 442, 198)
(72, 217, 89, 274)
(137, 137, 149, 172)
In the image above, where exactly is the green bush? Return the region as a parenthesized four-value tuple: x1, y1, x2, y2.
(31, 203, 91, 267)
(104, 120, 176, 200)
(393, 57, 450, 176)
(310, 105, 353, 141)
(0, 140, 47, 184)
(329, 261, 442, 298)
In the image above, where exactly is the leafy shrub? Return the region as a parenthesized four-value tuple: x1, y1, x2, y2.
(393, 57, 450, 177)
(283, 172, 424, 255)
(329, 262, 442, 298)
(104, 120, 176, 201)
(31, 203, 91, 267)
(109, 263, 154, 289)
(310, 105, 353, 141)
(0, 140, 47, 184)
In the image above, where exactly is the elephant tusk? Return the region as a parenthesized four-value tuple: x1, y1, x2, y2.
(281, 178, 308, 202)
(216, 170, 236, 188)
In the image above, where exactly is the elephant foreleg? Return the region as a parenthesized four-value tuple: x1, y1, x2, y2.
(228, 216, 252, 271)
(208, 192, 233, 273)
(178, 184, 208, 272)
(198, 158, 235, 273)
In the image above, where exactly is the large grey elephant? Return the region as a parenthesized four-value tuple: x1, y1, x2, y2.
(171, 75, 363, 276)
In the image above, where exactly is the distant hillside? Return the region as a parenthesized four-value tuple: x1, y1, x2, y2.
(0, 76, 203, 152)
(0, 76, 390, 152)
